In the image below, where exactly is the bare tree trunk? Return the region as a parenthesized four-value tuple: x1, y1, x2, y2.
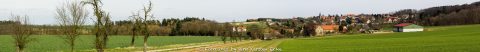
(103, 34, 108, 49)
(70, 41, 75, 52)
(143, 36, 148, 52)
(130, 33, 136, 47)
(95, 33, 103, 52)
(16, 46, 23, 52)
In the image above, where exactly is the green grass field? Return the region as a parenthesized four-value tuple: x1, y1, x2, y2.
(1, 24, 479, 52)
(279, 24, 480, 52)
(0, 35, 221, 52)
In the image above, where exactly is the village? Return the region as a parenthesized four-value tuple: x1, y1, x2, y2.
(230, 13, 424, 39)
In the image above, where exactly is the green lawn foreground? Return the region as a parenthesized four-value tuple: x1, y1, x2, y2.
(279, 24, 480, 52)
(0, 35, 222, 52)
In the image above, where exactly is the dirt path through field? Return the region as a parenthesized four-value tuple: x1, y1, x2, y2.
(170, 39, 285, 52)
(138, 39, 286, 52)
(138, 40, 260, 52)
(172, 40, 261, 52)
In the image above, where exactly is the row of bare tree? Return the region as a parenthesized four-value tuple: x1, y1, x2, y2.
(52, 0, 155, 52)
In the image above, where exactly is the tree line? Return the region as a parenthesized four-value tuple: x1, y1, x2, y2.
(394, 1, 480, 26)
(112, 17, 224, 36)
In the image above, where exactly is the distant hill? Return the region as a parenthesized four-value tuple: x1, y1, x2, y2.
(396, 1, 480, 26)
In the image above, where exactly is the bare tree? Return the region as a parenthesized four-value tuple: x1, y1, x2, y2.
(141, 1, 153, 52)
(55, 0, 88, 52)
(220, 23, 231, 44)
(129, 11, 141, 47)
(10, 15, 33, 52)
(82, 0, 111, 52)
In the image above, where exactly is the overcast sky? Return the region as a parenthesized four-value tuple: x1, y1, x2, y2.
(0, 0, 478, 25)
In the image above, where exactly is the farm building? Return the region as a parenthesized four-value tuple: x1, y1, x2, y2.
(393, 23, 424, 32)
(315, 24, 338, 36)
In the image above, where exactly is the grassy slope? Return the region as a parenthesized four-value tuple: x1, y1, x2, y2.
(0, 35, 221, 52)
(279, 24, 480, 52)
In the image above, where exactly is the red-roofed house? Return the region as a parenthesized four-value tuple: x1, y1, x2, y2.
(394, 23, 424, 32)
(315, 24, 338, 36)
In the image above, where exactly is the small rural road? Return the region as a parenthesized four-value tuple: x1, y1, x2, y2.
(140, 39, 284, 52)
(139, 40, 260, 52)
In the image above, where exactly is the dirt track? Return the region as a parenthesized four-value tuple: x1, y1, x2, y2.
(142, 39, 284, 52)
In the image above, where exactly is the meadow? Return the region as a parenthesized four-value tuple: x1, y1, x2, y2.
(2, 24, 480, 52)
(0, 35, 221, 52)
(278, 24, 480, 52)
